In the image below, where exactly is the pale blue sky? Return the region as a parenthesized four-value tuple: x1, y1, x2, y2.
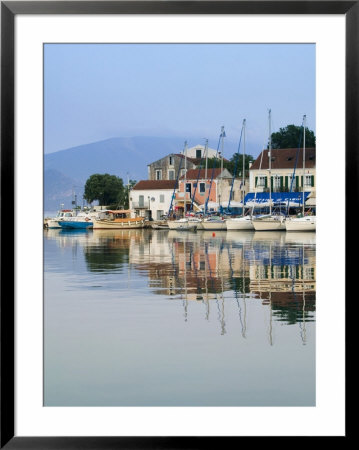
(44, 43, 315, 156)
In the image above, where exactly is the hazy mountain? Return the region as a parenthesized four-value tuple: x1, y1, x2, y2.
(45, 137, 188, 182)
(43, 135, 247, 211)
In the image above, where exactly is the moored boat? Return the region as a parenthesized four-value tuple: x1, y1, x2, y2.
(151, 221, 169, 229)
(226, 215, 254, 230)
(58, 217, 93, 229)
(285, 215, 316, 231)
(167, 218, 198, 231)
(45, 209, 75, 229)
(201, 216, 227, 231)
(93, 210, 145, 229)
(252, 214, 286, 231)
(285, 115, 316, 232)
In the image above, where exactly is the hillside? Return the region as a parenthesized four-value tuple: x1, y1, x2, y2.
(44, 135, 243, 211)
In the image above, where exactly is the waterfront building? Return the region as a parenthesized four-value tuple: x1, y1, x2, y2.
(147, 144, 219, 181)
(185, 144, 218, 160)
(129, 179, 177, 220)
(175, 168, 249, 214)
(249, 147, 316, 207)
(147, 153, 197, 181)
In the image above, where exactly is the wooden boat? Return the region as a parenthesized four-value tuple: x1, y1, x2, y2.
(92, 210, 145, 229)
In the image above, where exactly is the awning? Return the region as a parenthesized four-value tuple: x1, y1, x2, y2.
(244, 192, 310, 207)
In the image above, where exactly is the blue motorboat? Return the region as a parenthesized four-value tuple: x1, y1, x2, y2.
(58, 217, 93, 229)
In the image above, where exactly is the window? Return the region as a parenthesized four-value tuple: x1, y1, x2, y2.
(169, 156, 173, 166)
(199, 182, 206, 193)
(273, 175, 281, 189)
(181, 169, 186, 177)
(155, 169, 162, 180)
(305, 175, 314, 187)
(257, 176, 267, 187)
(196, 149, 202, 158)
(168, 170, 175, 180)
(160, 194, 165, 203)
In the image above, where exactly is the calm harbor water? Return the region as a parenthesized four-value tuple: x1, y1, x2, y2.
(44, 228, 315, 407)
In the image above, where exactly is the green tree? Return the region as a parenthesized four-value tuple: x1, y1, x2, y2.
(270, 124, 316, 149)
(124, 179, 137, 209)
(205, 154, 254, 177)
(84, 173, 125, 206)
(227, 153, 254, 177)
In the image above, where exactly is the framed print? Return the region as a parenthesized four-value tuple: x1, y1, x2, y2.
(1, 1, 353, 446)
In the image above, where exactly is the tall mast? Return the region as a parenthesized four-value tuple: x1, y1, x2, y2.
(204, 138, 208, 180)
(302, 115, 306, 216)
(184, 141, 187, 216)
(219, 126, 225, 211)
(242, 119, 246, 217)
(268, 109, 272, 216)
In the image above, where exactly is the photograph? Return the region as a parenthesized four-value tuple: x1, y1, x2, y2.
(43, 42, 316, 407)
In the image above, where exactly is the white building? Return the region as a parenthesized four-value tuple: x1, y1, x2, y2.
(129, 180, 177, 220)
(186, 144, 218, 160)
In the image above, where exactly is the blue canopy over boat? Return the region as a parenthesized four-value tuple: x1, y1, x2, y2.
(244, 192, 310, 206)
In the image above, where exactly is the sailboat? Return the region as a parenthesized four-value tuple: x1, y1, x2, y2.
(202, 127, 228, 231)
(252, 109, 286, 231)
(286, 115, 316, 232)
(226, 119, 255, 231)
(167, 141, 198, 231)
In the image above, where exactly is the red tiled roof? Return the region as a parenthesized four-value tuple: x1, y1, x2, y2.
(250, 148, 316, 170)
(179, 168, 229, 180)
(132, 180, 177, 190)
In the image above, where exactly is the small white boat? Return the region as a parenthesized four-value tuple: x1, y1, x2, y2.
(45, 209, 75, 229)
(167, 218, 198, 231)
(252, 214, 286, 231)
(151, 221, 169, 230)
(226, 215, 254, 230)
(285, 215, 316, 231)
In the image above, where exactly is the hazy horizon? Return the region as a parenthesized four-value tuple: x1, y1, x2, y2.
(44, 43, 315, 157)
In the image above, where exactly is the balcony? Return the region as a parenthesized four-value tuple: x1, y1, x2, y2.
(175, 192, 191, 200)
(131, 201, 150, 209)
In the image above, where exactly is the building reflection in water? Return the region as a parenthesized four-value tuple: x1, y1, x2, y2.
(45, 228, 315, 341)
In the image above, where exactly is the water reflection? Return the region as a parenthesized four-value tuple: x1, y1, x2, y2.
(45, 228, 315, 335)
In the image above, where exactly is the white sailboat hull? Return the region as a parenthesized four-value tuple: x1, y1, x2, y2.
(226, 217, 254, 230)
(167, 220, 197, 231)
(201, 220, 227, 231)
(252, 216, 286, 231)
(285, 216, 316, 231)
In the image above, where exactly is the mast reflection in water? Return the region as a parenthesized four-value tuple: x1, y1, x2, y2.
(44, 228, 315, 406)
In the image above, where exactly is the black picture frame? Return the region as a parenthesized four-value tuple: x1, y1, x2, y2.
(1, 1, 352, 447)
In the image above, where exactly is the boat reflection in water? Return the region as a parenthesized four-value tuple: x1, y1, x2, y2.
(45, 227, 315, 341)
(44, 227, 315, 406)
